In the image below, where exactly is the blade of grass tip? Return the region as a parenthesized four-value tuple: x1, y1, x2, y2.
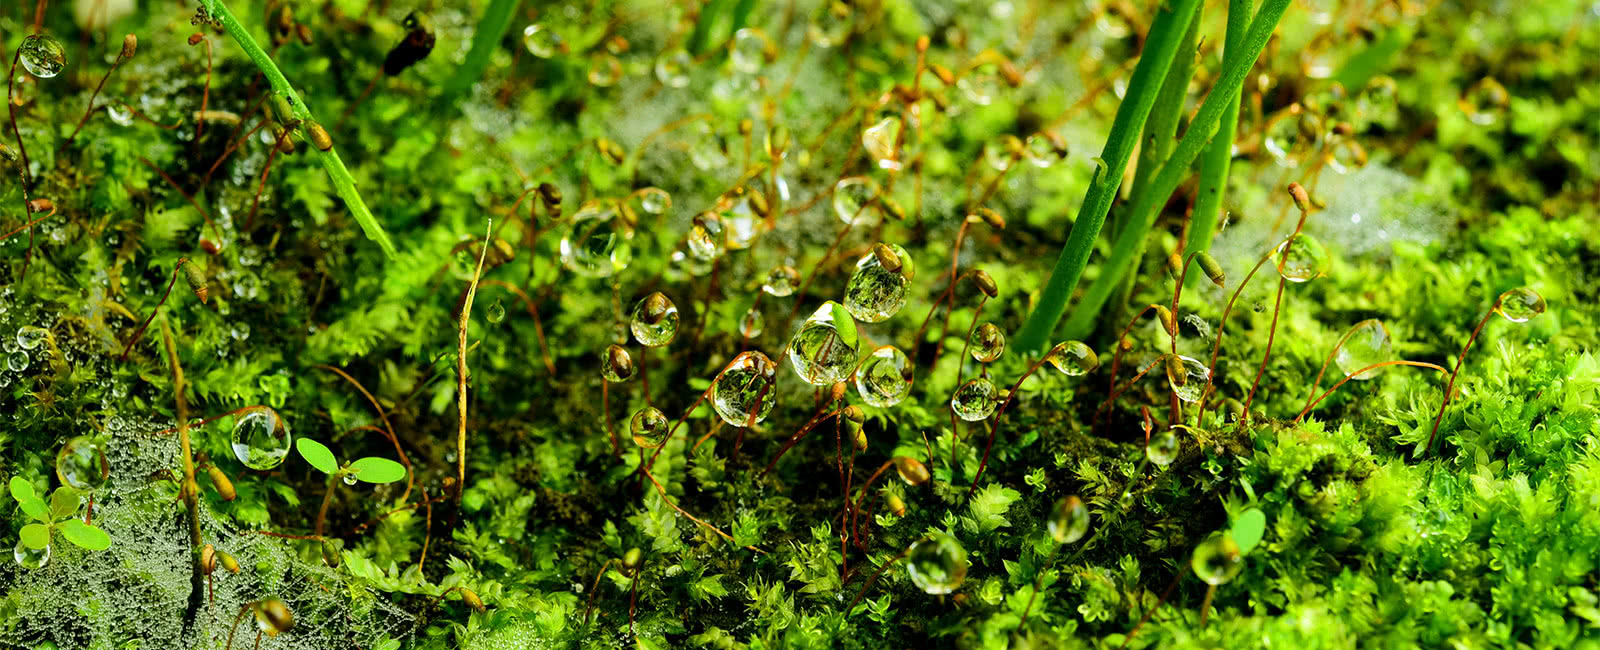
(689, 0, 738, 56)
(441, 0, 522, 98)
(1109, 1, 1202, 319)
(1185, 0, 1254, 270)
(201, 0, 397, 258)
(1012, 0, 1203, 353)
(1060, 0, 1293, 341)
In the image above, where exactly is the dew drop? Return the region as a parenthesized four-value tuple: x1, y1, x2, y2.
(559, 202, 633, 278)
(844, 243, 912, 323)
(969, 323, 1005, 363)
(1460, 77, 1509, 126)
(13, 539, 49, 570)
(1191, 532, 1244, 585)
(341, 473, 358, 486)
(629, 406, 670, 448)
(1495, 287, 1546, 323)
(831, 176, 881, 225)
(762, 265, 800, 297)
(951, 377, 998, 421)
(1263, 104, 1321, 167)
(1165, 355, 1210, 403)
(1274, 233, 1331, 282)
(712, 351, 778, 427)
(729, 29, 769, 74)
(638, 188, 671, 215)
(1023, 132, 1067, 168)
(855, 345, 913, 407)
(1045, 341, 1098, 376)
(8, 351, 29, 372)
(861, 116, 902, 171)
(906, 534, 968, 595)
(106, 102, 134, 126)
(485, 299, 506, 324)
(587, 53, 622, 87)
(739, 308, 764, 339)
(807, 1, 853, 48)
(521, 24, 563, 58)
(1335, 319, 1394, 379)
(789, 304, 859, 386)
(1354, 76, 1399, 131)
(654, 49, 692, 88)
(1047, 496, 1089, 544)
(630, 292, 679, 347)
(601, 344, 636, 383)
(19, 34, 67, 79)
(56, 436, 109, 490)
(16, 325, 47, 350)
(230, 406, 292, 470)
(687, 212, 724, 261)
(1146, 430, 1179, 467)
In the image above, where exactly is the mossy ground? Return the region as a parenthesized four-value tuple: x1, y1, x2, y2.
(3, 0, 1600, 648)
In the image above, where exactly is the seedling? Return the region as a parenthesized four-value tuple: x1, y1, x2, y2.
(10, 480, 112, 569)
(295, 438, 406, 538)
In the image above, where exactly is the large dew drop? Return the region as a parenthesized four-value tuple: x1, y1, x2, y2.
(1146, 430, 1179, 467)
(1047, 496, 1089, 544)
(13, 539, 49, 570)
(1165, 355, 1210, 403)
(521, 24, 563, 58)
(1046, 341, 1098, 376)
(55, 436, 108, 490)
(855, 345, 913, 407)
(969, 323, 1005, 363)
(789, 304, 858, 386)
(950, 378, 998, 421)
(16, 325, 48, 350)
(906, 534, 968, 595)
(1495, 287, 1545, 323)
(832, 176, 880, 225)
(1191, 533, 1244, 585)
(19, 34, 67, 79)
(560, 202, 633, 278)
(844, 243, 912, 323)
(739, 308, 765, 339)
(712, 352, 778, 427)
(1336, 319, 1394, 379)
(729, 29, 769, 74)
(654, 49, 692, 87)
(630, 292, 679, 347)
(230, 406, 292, 470)
(861, 116, 902, 171)
(1274, 233, 1330, 283)
(630, 407, 670, 449)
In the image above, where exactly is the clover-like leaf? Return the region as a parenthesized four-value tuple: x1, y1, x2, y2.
(10, 476, 36, 503)
(348, 457, 406, 484)
(12, 478, 48, 522)
(59, 519, 111, 551)
(20, 523, 50, 550)
(296, 438, 339, 475)
(1230, 507, 1267, 555)
(49, 486, 81, 522)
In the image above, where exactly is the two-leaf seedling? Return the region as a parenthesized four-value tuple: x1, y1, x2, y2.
(1229, 507, 1267, 555)
(295, 439, 406, 484)
(10, 478, 112, 554)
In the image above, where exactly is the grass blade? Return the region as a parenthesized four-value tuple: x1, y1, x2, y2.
(1185, 0, 1253, 265)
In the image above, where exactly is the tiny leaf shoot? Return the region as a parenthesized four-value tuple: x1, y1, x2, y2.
(348, 457, 406, 484)
(60, 519, 112, 551)
(297, 439, 339, 475)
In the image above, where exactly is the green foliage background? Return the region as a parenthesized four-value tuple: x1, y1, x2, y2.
(2, 0, 1600, 648)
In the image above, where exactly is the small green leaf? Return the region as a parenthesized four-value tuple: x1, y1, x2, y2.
(20, 523, 50, 550)
(49, 487, 81, 522)
(349, 457, 407, 484)
(60, 519, 112, 551)
(10, 476, 36, 503)
(19, 495, 49, 522)
(829, 301, 858, 348)
(1230, 507, 1267, 555)
(297, 438, 339, 475)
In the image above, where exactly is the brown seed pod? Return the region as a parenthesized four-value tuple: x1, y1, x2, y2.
(218, 550, 241, 574)
(458, 587, 487, 613)
(879, 196, 907, 222)
(188, 33, 205, 46)
(321, 538, 340, 568)
(121, 34, 138, 60)
(764, 125, 790, 160)
(916, 35, 930, 53)
(1166, 251, 1184, 277)
(738, 119, 753, 136)
(640, 292, 672, 324)
(621, 547, 644, 576)
(201, 544, 217, 575)
(267, 92, 294, 125)
(973, 269, 998, 299)
(1197, 252, 1225, 288)
(1165, 354, 1187, 387)
(182, 260, 208, 304)
(853, 427, 868, 452)
(1153, 304, 1176, 337)
(605, 344, 635, 380)
(999, 60, 1022, 87)
(887, 494, 907, 517)
(929, 63, 955, 86)
(297, 24, 314, 46)
(26, 198, 53, 214)
(207, 465, 235, 500)
(969, 207, 1006, 229)
(1287, 182, 1311, 213)
(595, 138, 626, 165)
(892, 456, 930, 486)
(872, 243, 903, 274)
(252, 599, 294, 636)
(842, 405, 866, 424)
(304, 121, 332, 151)
(831, 382, 849, 403)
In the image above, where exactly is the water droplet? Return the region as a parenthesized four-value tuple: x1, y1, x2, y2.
(16, 325, 47, 350)
(1354, 76, 1399, 131)
(729, 29, 769, 74)
(601, 344, 636, 383)
(14, 539, 49, 569)
(638, 188, 671, 215)
(654, 49, 692, 87)
(1024, 132, 1066, 168)
(341, 473, 358, 486)
(1263, 104, 1321, 167)
(522, 24, 563, 58)
(106, 102, 134, 126)
(1324, 131, 1367, 174)
(1460, 77, 1509, 126)
(258, 374, 291, 408)
(1047, 496, 1089, 544)
(1165, 355, 1210, 403)
(1274, 233, 1331, 282)
(485, 299, 506, 324)
(587, 53, 622, 87)
(1146, 430, 1178, 467)
(762, 265, 800, 297)
(1191, 532, 1244, 585)
(1045, 341, 1098, 376)
(687, 212, 724, 261)
(1496, 287, 1546, 323)
(808, 1, 853, 47)
(861, 116, 902, 171)
(984, 135, 1021, 171)
(19, 34, 67, 78)
(712, 351, 778, 427)
(906, 534, 968, 594)
(832, 176, 881, 225)
(721, 193, 762, 249)
(56, 436, 108, 490)
(630, 406, 670, 448)
(630, 292, 679, 347)
(951, 378, 998, 421)
(560, 202, 633, 278)
(789, 304, 859, 386)
(1335, 319, 1394, 379)
(969, 323, 1005, 363)
(844, 243, 912, 323)
(230, 406, 292, 470)
(8, 351, 29, 372)
(856, 345, 913, 407)
(229, 323, 251, 341)
(739, 308, 764, 339)
(957, 67, 1002, 106)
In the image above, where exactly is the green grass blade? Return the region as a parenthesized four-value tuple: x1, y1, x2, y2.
(442, 0, 523, 98)
(1011, 0, 1203, 353)
(1058, 0, 1293, 340)
(202, 0, 398, 258)
(1185, 0, 1253, 265)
